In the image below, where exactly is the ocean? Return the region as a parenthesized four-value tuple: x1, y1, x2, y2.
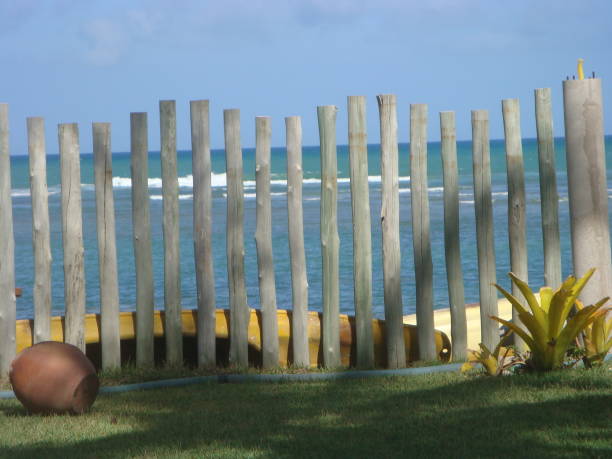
(8, 137, 612, 320)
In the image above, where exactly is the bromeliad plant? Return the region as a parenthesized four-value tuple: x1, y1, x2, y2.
(491, 268, 610, 372)
(461, 331, 523, 376)
(576, 300, 612, 367)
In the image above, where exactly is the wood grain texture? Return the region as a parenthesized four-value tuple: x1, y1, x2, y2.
(255, 116, 279, 369)
(471, 110, 499, 351)
(318, 105, 341, 368)
(347, 96, 374, 368)
(439, 111, 467, 361)
(27, 117, 52, 344)
(160, 100, 183, 365)
(410, 104, 436, 361)
(285, 116, 310, 367)
(190, 100, 216, 368)
(535, 88, 561, 289)
(502, 99, 528, 351)
(562, 79, 612, 306)
(130, 112, 154, 366)
(376, 94, 406, 369)
(0, 104, 16, 374)
(93, 122, 121, 368)
(224, 109, 249, 367)
(58, 123, 86, 352)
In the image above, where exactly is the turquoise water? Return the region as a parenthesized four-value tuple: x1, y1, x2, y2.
(8, 137, 612, 320)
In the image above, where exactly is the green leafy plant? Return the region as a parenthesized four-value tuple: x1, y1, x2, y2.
(491, 269, 610, 372)
(461, 331, 523, 376)
(576, 299, 612, 367)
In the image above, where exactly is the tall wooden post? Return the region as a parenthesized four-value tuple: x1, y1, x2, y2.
(534, 88, 561, 289)
(130, 112, 154, 366)
(471, 110, 499, 351)
(318, 105, 341, 368)
(285, 116, 310, 367)
(59, 123, 86, 352)
(255, 116, 280, 368)
(563, 78, 612, 305)
(190, 100, 216, 368)
(160, 100, 182, 365)
(224, 109, 249, 367)
(93, 122, 121, 368)
(502, 99, 528, 351)
(440, 111, 467, 361)
(0, 104, 16, 374)
(377, 94, 406, 369)
(348, 96, 374, 368)
(410, 104, 436, 361)
(27, 117, 52, 344)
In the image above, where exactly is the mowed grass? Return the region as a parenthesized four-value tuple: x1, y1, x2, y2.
(1, 366, 611, 458)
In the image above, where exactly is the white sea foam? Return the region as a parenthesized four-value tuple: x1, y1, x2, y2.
(109, 173, 410, 190)
(150, 194, 193, 200)
(11, 189, 31, 198)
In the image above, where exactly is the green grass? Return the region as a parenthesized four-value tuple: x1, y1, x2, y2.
(1, 365, 611, 458)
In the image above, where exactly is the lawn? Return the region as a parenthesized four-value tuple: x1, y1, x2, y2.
(1, 366, 611, 458)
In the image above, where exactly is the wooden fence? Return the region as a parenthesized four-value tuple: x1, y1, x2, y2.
(0, 80, 610, 374)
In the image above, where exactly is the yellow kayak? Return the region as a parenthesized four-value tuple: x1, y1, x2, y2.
(16, 309, 451, 367)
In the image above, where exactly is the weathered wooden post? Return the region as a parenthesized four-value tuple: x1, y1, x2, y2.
(410, 104, 436, 361)
(439, 111, 467, 361)
(93, 122, 121, 368)
(285, 116, 310, 367)
(318, 105, 341, 368)
(563, 77, 612, 305)
(27, 117, 52, 344)
(160, 100, 182, 365)
(224, 109, 249, 367)
(534, 88, 561, 289)
(377, 94, 406, 369)
(502, 99, 528, 351)
(58, 123, 86, 352)
(0, 103, 16, 374)
(471, 110, 499, 351)
(348, 95, 374, 368)
(190, 100, 216, 368)
(130, 112, 154, 366)
(255, 116, 280, 368)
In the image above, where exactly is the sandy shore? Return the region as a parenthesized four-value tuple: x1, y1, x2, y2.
(403, 298, 514, 351)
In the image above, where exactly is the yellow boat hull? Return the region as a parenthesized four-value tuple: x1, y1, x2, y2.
(16, 309, 451, 367)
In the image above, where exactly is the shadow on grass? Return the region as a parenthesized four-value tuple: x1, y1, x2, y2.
(1, 371, 611, 458)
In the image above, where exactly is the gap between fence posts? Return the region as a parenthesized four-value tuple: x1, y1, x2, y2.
(410, 104, 436, 361)
(224, 108, 249, 367)
(130, 112, 155, 366)
(377, 94, 406, 369)
(471, 110, 499, 351)
(439, 111, 467, 361)
(93, 122, 121, 368)
(255, 116, 280, 369)
(534, 88, 561, 290)
(285, 116, 310, 368)
(318, 105, 341, 368)
(160, 100, 183, 365)
(502, 99, 528, 352)
(58, 123, 86, 352)
(0, 103, 16, 375)
(347, 95, 374, 368)
(190, 100, 216, 368)
(27, 117, 52, 345)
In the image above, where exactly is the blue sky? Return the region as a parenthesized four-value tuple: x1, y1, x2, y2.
(2, 0, 611, 154)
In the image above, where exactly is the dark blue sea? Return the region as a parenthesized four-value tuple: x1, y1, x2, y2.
(8, 137, 612, 320)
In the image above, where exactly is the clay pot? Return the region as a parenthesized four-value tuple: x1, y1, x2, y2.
(9, 341, 99, 414)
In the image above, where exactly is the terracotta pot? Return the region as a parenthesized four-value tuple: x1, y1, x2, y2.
(9, 341, 99, 414)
